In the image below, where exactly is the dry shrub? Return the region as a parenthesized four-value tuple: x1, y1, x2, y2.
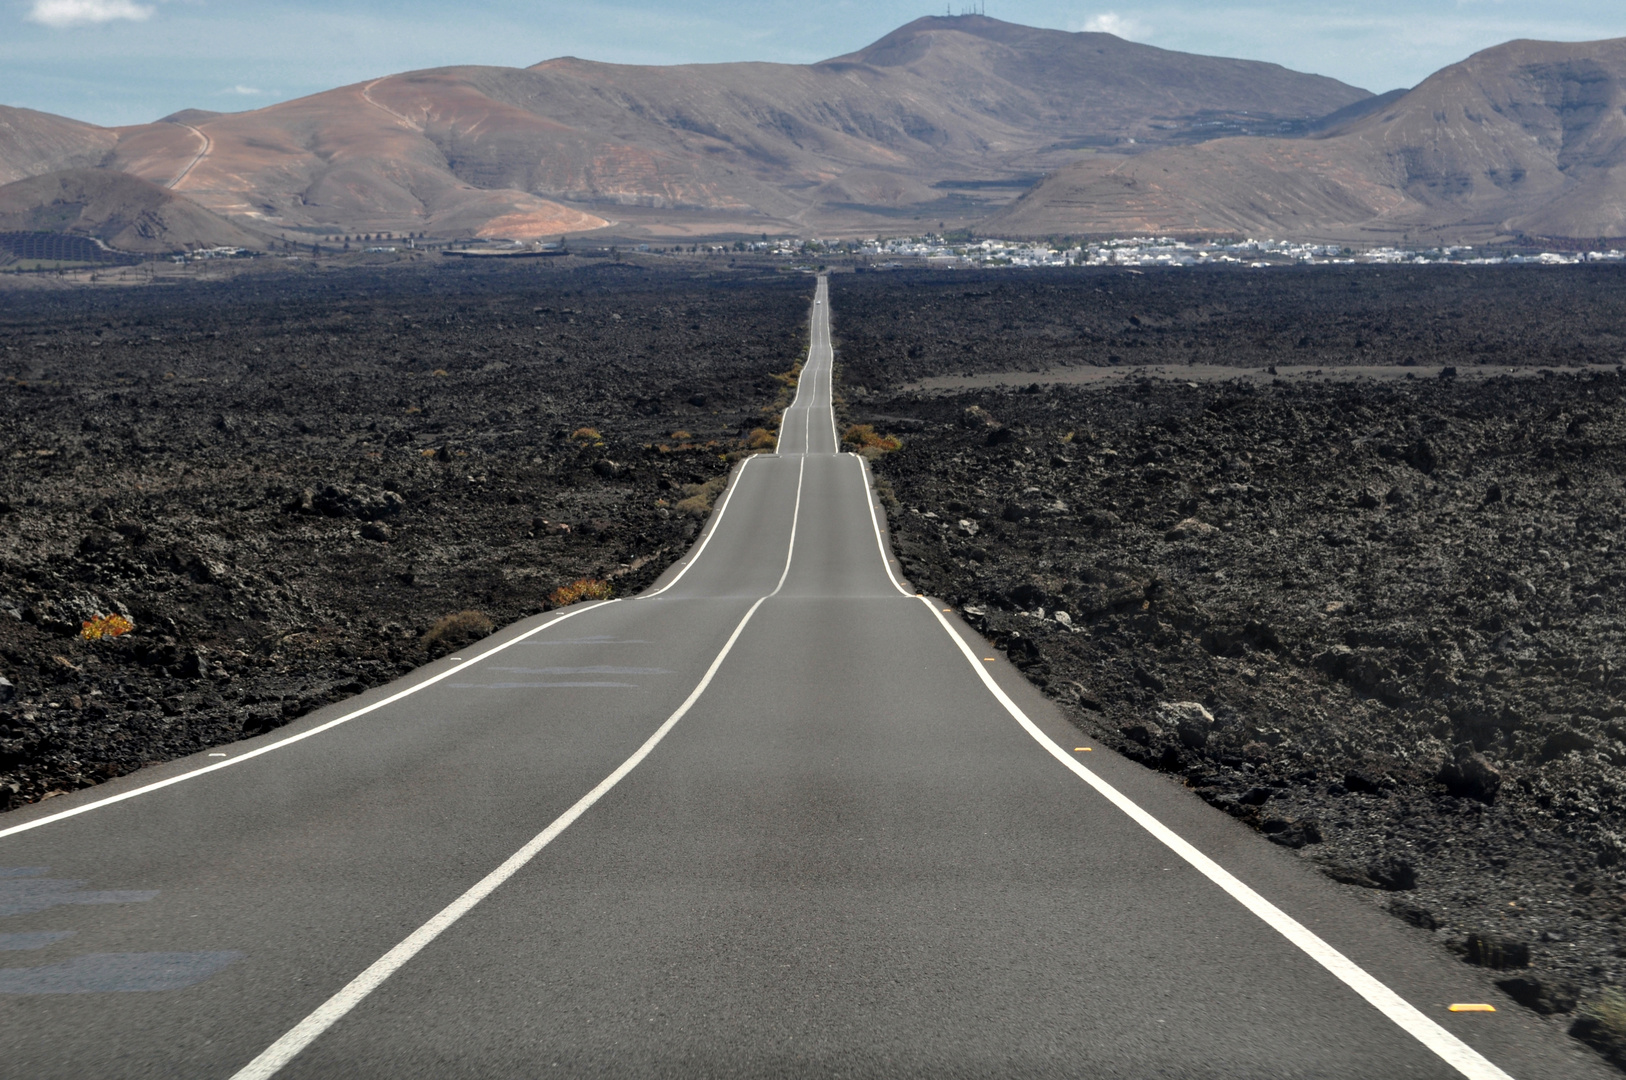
(80, 614, 134, 641)
(767, 362, 803, 417)
(669, 430, 692, 441)
(746, 427, 778, 451)
(674, 474, 728, 516)
(549, 578, 614, 607)
(422, 610, 493, 655)
(1572, 989, 1626, 1065)
(843, 424, 902, 454)
(570, 426, 603, 442)
(772, 362, 802, 394)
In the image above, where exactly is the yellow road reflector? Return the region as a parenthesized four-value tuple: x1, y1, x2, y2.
(1075, 747, 1093, 752)
(1448, 1004, 1496, 1013)
(983, 657, 996, 662)
(942, 607, 952, 612)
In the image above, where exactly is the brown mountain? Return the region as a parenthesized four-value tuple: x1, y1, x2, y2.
(0, 106, 116, 186)
(0, 15, 1366, 241)
(985, 36, 1626, 245)
(0, 168, 263, 253)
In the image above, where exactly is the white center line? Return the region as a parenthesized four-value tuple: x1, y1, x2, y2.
(228, 434, 809, 1080)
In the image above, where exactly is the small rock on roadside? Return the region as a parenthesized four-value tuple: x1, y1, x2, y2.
(1496, 974, 1579, 1015)
(1438, 744, 1502, 804)
(1158, 701, 1214, 749)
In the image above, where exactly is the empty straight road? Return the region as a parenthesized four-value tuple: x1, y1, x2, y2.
(0, 278, 1606, 1078)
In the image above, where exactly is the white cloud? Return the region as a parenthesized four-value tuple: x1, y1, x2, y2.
(27, 0, 153, 29)
(222, 84, 264, 95)
(1080, 12, 1150, 40)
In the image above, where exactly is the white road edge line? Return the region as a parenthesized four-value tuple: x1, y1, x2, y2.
(0, 600, 618, 842)
(914, 596, 1514, 1079)
(642, 454, 756, 597)
(0, 276, 791, 834)
(229, 440, 808, 1080)
(855, 454, 911, 596)
(849, 443, 1510, 1079)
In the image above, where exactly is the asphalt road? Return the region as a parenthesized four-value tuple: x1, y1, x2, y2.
(0, 278, 1609, 1078)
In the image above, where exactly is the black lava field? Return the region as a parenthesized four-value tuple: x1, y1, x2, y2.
(0, 261, 806, 809)
(835, 265, 1626, 1065)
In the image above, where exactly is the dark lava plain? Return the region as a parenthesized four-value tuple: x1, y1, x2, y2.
(836, 265, 1626, 1067)
(837, 263, 1626, 381)
(0, 261, 808, 810)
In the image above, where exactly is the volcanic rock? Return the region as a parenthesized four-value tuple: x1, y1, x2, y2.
(1438, 745, 1502, 804)
(1164, 517, 1216, 541)
(839, 267, 1626, 1039)
(1159, 701, 1214, 749)
(1365, 855, 1419, 892)
(1121, 721, 1162, 746)
(311, 484, 405, 521)
(1496, 974, 1579, 1015)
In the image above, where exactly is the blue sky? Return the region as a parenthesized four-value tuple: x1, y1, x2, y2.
(5, 1, 1626, 127)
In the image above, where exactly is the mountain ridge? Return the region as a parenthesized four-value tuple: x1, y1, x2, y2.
(986, 35, 1626, 244)
(0, 16, 1369, 244)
